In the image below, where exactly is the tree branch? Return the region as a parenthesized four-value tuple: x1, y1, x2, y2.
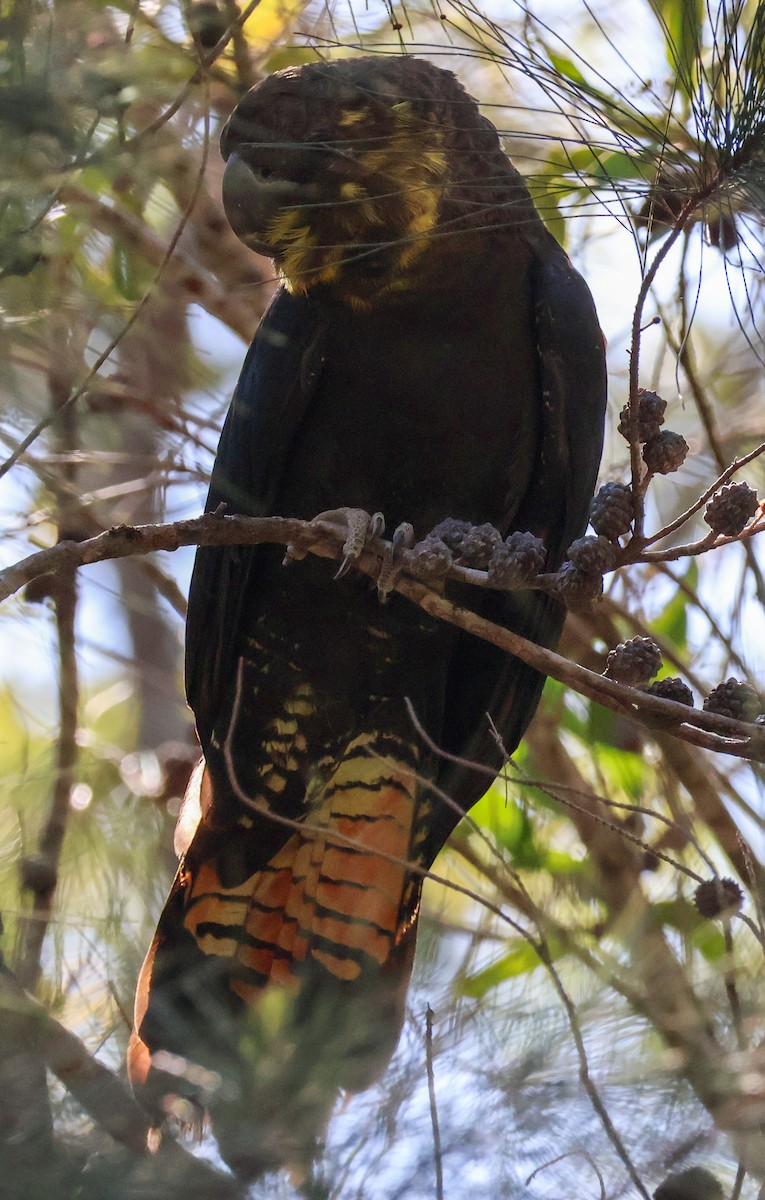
(2, 512, 764, 760)
(14, 563, 79, 991)
(0, 965, 244, 1197)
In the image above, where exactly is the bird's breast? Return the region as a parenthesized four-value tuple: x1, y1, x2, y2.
(275, 277, 541, 535)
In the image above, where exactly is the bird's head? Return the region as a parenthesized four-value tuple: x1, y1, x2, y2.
(220, 56, 511, 304)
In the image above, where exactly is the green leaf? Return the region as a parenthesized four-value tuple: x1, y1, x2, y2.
(264, 45, 324, 74)
(691, 922, 727, 962)
(548, 51, 588, 89)
(526, 172, 569, 246)
(471, 791, 542, 865)
(591, 151, 652, 184)
(647, 899, 726, 962)
(460, 937, 562, 997)
(110, 238, 153, 302)
(653, 561, 698, 654)
(588, 702, 647, 760)
(649, 898, 702, 933)
(595, 745, 647, 801)
(541, 849, 586, 876)
(647, 0, 704, 101)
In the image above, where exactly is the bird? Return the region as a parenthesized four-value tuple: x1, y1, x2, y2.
(128, 54, 607, 1181)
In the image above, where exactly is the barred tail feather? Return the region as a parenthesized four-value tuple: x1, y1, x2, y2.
(181, 734, 421, 996)
(130, 735, 425, 1171)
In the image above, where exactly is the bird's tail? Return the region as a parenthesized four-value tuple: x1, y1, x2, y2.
(129, 734, 424, 1173)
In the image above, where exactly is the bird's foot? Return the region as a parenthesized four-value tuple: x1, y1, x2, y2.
(285, 507, 386, 576)
(377, 521, 415, 602)
(327, 508, 386, 578)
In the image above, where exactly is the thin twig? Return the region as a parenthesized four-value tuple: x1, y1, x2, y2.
(221, 0, 257, 91)
(723, 919, 745, 1051)
(526, 1151, 606, 1198)
(731, 1163, 747, 1200)
(0, 88, 212, 483)
(628, 203, 698, 539)
(15, 279, 84, 987)
(642, 437, 765, 548)
(661, 306, 765, 605)
(405, 696, 716, 880)
(14, 563, 79, 991)
(739, 836, 765, 952)
(515, 890, 651, 1197)
(56, 184, 258, 342)
(425, 1006, 444, 1200)
(74, 0, 264, 169)
(656, 563, 753, 684)
(624, 518, 765, 565)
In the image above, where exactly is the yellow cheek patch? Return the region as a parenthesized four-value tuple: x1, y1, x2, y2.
(340, 181, 362, 199)
(339, 107, 367, 126)
(265, 210, 340, 294)
(261, 107, 448, 297)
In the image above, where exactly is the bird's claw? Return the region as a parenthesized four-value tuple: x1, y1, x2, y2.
(285, 508, 410, 597)
(284, 508, 385, 569)
(331, 508, 386, 578)
(377, 522, 415, 602)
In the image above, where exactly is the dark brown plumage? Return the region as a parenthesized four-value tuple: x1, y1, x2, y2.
(129, 55, 607, 1181)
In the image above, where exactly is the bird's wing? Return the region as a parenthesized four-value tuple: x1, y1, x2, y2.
(432, 249, 606, 851)
(522, 248, 608, 560)
(185, 288, 325, 755)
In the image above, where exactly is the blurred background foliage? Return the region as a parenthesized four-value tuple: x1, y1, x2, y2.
(1, 0, 765, 1196)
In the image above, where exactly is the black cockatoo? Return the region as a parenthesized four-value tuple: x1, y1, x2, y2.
(129, 54, 606, 1180)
